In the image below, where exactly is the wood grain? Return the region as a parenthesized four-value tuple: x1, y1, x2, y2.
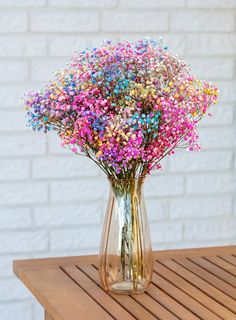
(13, 246, 236, 320)
(45, 311, 54, 320)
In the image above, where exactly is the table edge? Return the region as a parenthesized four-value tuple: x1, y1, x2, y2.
(13, 245, 236, 279)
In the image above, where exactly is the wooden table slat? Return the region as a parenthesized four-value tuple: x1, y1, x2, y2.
(190, 256, 236, 288)
(174, 257, 236, 299)
(147, 281, 200, 320)
(45, 311, 54, 320)
(154, 261, 235, 320)
(13, 246, 236, 320)
(157, 258, 236, 317)
(219, 254, 236, 267)
(204, 255, 236, 276)
(61, 264, 136, 320)
(79, 264, 157, 320)
(151, 272, 221, 320)
(131, 291, 179, 320)
(19, 267, 114, 320)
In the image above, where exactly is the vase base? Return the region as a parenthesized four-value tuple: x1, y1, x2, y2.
(110, 281, 145, 294)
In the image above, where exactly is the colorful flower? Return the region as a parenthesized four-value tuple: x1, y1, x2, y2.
(24, 38, 218, 179)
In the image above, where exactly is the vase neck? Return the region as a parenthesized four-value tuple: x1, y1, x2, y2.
(108, 178, 145, 197)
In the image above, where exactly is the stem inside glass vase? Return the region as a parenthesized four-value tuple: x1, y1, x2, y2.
(98, 177, 153, 294)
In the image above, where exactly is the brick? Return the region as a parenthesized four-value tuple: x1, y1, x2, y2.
(0, 37, 47, 57)
(160, 239, 233, 250)
(0, 207, 31, 229)
(0, 182, 48, 205)
(187, 35, 236, 56)
(0, 278, 32, 301)
(0, 60, 28, 82)
(50, 179, 108, 202)
(0, 301, 33, 320)
(172, 11, 234, 32)
(0, 133, 46, 157)
(0, 85, 32, 108)
(0, 254, 32, 277)
(31, 59, 66, 82)
(50, 227, 101, 250)
(31, 13, 99, 32)
(0, 159, 30, 180)
(184, 218, 236, 241)
(0, 110, 28, 132)
(169, 151, 232, 172)
(0, 13, 27, 32)
(33, 303, 44, 320)
(0, 230, 48, 253)
(188, 0, 236, 8)
(48, 132, 72, 155)
(32, 156, 100, 179)
(170, 196, 232, 219)
(187, 58, 234, 80)
(34, 203, 101, 227)
(199, 104, 234, 126)
(150, 222, 183, 243)
(161, 35, 186, 56)
(217, 82, 236, 102)
(102, 12, 168, 32)
(198, 127, 235, 149)
(146, 199, 169, 221)
(32, 248, 96, 258)
(145, 176, 184, 197)
(49, 0, 117, 7)
(0, 0, 45, 6)
(120, 0, 185, 7)
(0, 260, 12, 278)
(186, 174, 235, 195)
(49, 35, 118, 57)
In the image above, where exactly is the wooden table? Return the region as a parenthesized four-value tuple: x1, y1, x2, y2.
(13, 246, 236, 320)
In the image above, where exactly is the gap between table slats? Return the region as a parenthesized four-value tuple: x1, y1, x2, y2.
(189, 256, 236, 288)
(78, 264, 179, 320)
(61, 265, 135, 320)
(19, 266, 114, 320)
(204, 256, 236, 277)
(154, 260, 236, 320)
(173, 257, 236, 299)
(219, 255, 236, 267)
(157, 258, 236, 315)
(151, 269, 221, 320)
(157, 259, 236, 320)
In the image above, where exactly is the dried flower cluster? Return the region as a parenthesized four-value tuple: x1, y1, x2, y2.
(24, 38, 218, 179)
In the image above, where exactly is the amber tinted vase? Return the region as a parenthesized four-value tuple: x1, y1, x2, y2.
(98, 178, 153, 294)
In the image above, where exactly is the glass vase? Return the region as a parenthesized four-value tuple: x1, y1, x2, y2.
(98, 178, 153, 294)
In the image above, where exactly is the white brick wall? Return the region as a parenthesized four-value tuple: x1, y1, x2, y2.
(0, 1, 235, 319)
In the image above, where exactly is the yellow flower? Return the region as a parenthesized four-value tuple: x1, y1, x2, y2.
(96, 150, 103, 157)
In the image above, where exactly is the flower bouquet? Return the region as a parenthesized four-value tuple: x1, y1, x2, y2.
(24, 38, 218, 294)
